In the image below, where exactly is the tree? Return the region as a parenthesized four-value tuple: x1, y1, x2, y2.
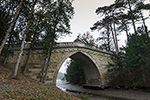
(135, 2, 150, 36)
(78, 32, 96, 46)
(39, 0, 74, 83)
(92, 3, 120, 54)
(12, 0, 38, 78)
(91, 17, 113, 51)
(65, 60, 85, 84)
(124, 27, 150, 85)
(0, 10, 10, 43)
(0, 9, 12, 61)
(109, 26, 150, 87)
(114, 0, 149, 34)
(117, 14, 131, 41)
(23, 8, 43, 74)
(0, 0, 23, 55)
(92, 0, 150, 54)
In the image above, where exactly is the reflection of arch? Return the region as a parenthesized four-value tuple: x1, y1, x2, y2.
(53, 51, 104, 86)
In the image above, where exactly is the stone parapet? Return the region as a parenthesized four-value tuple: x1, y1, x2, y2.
(5, 41, 112, 88)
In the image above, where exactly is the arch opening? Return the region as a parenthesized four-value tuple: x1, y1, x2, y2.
(70, 52, 100, 79)
(55, 52, 102, 87)
(56, 58, 86, 90)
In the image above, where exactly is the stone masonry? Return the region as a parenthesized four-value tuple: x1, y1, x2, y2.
(6, 40, 112, 88)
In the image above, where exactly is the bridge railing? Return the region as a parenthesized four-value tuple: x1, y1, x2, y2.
(55, 42, 107, 52)
(55, 42, 74, 47)
(8, 42, 108, 53)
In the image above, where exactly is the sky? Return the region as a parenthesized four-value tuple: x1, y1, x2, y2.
(58, 0, 115, 42)
(58, 0, 115, 73)
(58, 0, 150, 73)
(57, 0, 150, 45)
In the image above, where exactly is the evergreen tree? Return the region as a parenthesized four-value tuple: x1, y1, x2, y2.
(39, 0, 74, 83)
(109, 26, 150, 87)
(65, 60, 85, 84)
(92, 0, 150, 54)
(12, 0, 38, 78)
(0, 10, 10, 43)
(92, 3, 120, 54)
(0, 0, 23, 55)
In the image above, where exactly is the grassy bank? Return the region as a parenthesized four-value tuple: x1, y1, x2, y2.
(0, 63, 80, 100)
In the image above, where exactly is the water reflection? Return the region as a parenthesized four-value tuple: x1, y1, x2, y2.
(56, 79, 67, 91)
(56, 79, 133, 100)
(88, 95, 134, 100)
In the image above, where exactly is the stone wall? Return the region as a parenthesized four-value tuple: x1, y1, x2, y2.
(6, 42, 112, 87)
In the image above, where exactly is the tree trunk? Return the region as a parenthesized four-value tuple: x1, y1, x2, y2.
(110, 24, 118, 54)
(11, 0, 37, 78)
(23, 32, 37, 74)
(23, 47, 32, 74)
(106, 26, 111, 51)
(40, 56, 48, 82)
(3, 35, 12, 64)
(124, 23, 129, 41)
(113, 23, 119, 54)
(43, 50, 52, 83)
(107, 32, 111, 51)
(43, 41, 54, 83)
(139, 11, 148, 36)
(0, 0, 23, 55)
(11, 33, 26, 78)
(127, 0, 137, 34)
(40, 43, 51, 82)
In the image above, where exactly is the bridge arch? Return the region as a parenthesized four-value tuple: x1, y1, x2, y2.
(53, 50, 104, 87)
(6, 41, 111, 87)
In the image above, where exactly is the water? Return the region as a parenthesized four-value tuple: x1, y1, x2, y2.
(56, 79, 67, 91)
(56, 79, 82, 95)
(56, 79, 134, 100)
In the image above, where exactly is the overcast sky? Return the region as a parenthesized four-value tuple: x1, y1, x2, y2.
(58, 0, 115, 42)
(58, 0, 150, 73)
(58, 0, 150, 45)
(58, 0, 115, 73)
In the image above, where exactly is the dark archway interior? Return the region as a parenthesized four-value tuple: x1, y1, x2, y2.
(70, 52, 100, 79)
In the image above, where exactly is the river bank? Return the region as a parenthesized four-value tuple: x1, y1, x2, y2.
(57, 80, 150, 100)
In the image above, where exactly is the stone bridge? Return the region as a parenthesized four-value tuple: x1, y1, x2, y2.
(6, 39, 112, 87)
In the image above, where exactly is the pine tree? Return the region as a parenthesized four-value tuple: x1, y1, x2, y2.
(109, 26, 150, 87)
(65, 60, 85, 84)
